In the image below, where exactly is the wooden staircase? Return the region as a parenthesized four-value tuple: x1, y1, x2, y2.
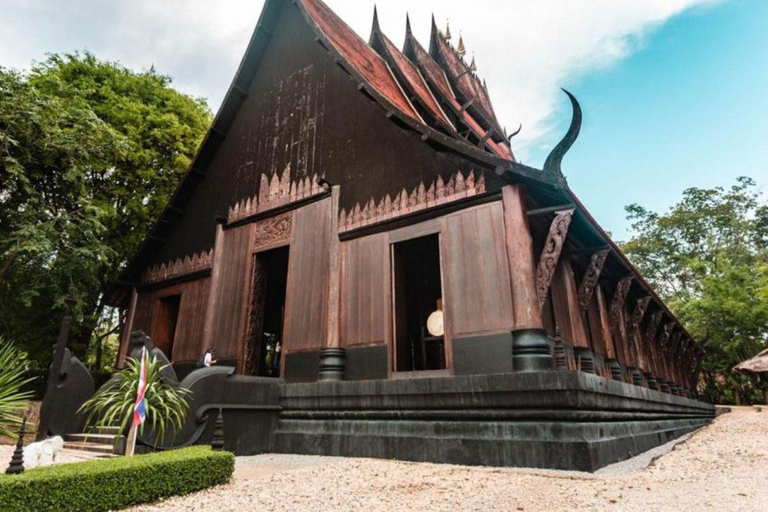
(63, 426, 125, 456)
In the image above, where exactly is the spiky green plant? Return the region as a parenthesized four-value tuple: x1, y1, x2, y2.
(0, 338, 35, 439)
(79, 355, 190, 441)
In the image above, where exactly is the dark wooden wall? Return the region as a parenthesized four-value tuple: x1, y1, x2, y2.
(204, 224, 254, 360)
(441, 202, 514, 339)
(149, 0, 491, 268)
(283, 197, 332, 354)
(340, 232, 391, 349)
(132, 278, 210, 363)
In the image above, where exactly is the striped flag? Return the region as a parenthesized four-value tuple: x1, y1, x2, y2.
(132, 347, 148, 427)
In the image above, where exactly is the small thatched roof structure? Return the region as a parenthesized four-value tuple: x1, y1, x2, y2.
(734, 349, 768, 374)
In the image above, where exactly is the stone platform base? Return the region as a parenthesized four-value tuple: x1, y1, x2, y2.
(272, 371, 714, 472)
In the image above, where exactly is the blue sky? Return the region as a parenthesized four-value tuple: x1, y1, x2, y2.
(1, 0, 764, 239)
(535, 0, 768, 238)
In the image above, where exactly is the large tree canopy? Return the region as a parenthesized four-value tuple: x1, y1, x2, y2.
(622, 177, 768, 404)
(0, 53, 211, 370)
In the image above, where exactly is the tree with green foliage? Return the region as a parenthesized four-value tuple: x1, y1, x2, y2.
(622, 177, 768, 404)
(0, 53, 211, 371)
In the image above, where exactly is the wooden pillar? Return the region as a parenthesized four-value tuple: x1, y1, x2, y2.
(117, 286, 138, 368)
(579, 250, 609, 376)
(627, 295, 651, 387)
(502, 185, 552, 372)
(319, 186, 345, 381)
(551, 258, 594, 373)
(643, 310, 663, 390)
(608, 277, 633, 382)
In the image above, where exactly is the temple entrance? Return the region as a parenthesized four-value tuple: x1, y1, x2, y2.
(392, 234, 446, 372)
(152, 294, 181, 360)
(243, 246, 290, 377)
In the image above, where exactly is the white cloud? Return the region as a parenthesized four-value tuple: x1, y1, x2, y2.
(0, 0, 725, 160)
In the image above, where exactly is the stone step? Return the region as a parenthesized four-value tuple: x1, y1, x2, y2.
(63, 441, 116, 455)
(64, 433, 123, 446)
(86, 425, 122, 435)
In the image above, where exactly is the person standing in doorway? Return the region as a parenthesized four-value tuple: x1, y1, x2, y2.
(201, 347, 217, 368)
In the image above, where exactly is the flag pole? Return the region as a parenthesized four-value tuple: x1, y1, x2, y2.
(125, 346, 146, 457)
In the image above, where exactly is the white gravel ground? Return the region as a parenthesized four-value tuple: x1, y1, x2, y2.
(0, 445, 104, 468)
(125, 407, 767, 511)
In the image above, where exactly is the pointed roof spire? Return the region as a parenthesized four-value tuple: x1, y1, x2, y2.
(457, 33, 466, 57)
(405, 13, 413, 37)
(371, 5, 380, 34)
(445, 19, 452, 41)
(470, 52, 477, 73)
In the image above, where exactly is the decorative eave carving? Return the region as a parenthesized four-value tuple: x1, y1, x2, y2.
(577, 249, 609, 312)
(338, 170, 486, 233)
(140, 249, 213, 286)
(645, 310, 664, 343)
(629, 295, 652, 332)
(252, 212, 293, 250)
(659, 321, 674, 348)
(535, 208, 575, 307)
(608, 276, 633, 332)
(227, 167, 326, 224)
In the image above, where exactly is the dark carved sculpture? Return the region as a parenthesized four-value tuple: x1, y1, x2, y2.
(629, 296, 652, 332)
(543, 89, 582, 176)
(577, 249, 609, 312)
(536, 208, 575, 307)
(36, 348, 94, 439)
(609, 277, 633, 333)
(645, 310, 664, 343)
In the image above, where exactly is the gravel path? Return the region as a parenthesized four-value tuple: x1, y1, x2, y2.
(133, 407, 767, 512)
(0, 445, 104, 468)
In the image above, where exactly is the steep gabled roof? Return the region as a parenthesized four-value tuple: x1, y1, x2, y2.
(429, 18, 505, 139)
(369, 11, 456, 135)
(403, 20, 514, 161)
(299, 0, 422, 123)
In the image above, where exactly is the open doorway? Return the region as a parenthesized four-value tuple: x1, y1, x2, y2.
(243, 246, 290, 377)
(152, 294, 181, 360)
(392, 234, 446, 372)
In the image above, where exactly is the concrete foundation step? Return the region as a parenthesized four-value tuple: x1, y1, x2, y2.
(86, 425, 123, 436)
(64, 433, 124, 446)
(63, 441, 116, 455)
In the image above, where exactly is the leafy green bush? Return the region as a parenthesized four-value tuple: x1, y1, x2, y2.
(0, 446, 233, 512)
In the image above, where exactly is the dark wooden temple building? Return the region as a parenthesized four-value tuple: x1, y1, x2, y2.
(102, 0, 713, 470)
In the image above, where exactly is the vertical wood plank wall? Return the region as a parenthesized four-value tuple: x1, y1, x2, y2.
(339, 232, 390, 348)
(132, 277, 211, 363)
(283, 197, 332, 354)
(441, 202, 514, 339)
(205, 223, 254, 359)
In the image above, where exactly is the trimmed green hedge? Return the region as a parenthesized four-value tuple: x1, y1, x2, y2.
(0, 446, 234, 512)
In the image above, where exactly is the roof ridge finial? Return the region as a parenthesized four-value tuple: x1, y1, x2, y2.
(457, 32, 466, 58)
(470, 52, 477, 73)
(371, 5, 380, 34)
(405, 13, 412, 37)
(445, 19, 452, 41)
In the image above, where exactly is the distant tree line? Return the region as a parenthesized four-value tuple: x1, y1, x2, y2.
(0, 53, 211, 372)
(622, 177, 768, 404)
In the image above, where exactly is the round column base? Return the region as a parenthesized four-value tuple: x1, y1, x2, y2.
(512, 329, 553, 372)
(574, 347, 596, 374)
(318, 348, 346, 382)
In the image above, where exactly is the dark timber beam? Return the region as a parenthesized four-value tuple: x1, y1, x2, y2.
(527, 204, 576, 217)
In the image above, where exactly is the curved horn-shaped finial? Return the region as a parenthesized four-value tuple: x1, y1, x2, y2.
(543, 89, 581, 176)
(508, 123, 522, 139)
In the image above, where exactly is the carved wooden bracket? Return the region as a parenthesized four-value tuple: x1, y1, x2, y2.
(608, 276, 633, 333)
(535, 208, 575, 307)
(645, 310, 663, 342)
(577, 249, 609, 312)
(628, 295, 652, 332)
(659, 321, 674, 348)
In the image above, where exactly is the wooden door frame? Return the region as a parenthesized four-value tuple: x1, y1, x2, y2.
(150, 284, 184, 362)
(388, 219, 453, 376)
